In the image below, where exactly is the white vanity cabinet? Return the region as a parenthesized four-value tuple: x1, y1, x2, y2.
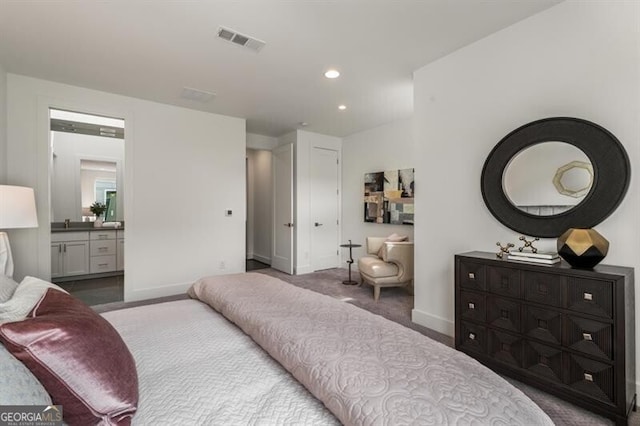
(116, 230, 124, 271)
(51, 232, 90, 278)
(90, 230, 117, 273)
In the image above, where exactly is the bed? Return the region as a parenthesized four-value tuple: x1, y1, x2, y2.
(0, 272, 554, 425)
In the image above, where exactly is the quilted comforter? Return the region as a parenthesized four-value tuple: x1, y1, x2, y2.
(102, 299, 338, 425)
(189, 272, 554, 426)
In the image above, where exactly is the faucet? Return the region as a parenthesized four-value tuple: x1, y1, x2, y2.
(64, 219, 71, 229)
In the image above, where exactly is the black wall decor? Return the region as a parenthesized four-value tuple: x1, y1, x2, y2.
(481, 117, 630, 238)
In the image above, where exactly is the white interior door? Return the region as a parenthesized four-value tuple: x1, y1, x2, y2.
(272, 144, 294, 274)
(311, 147, 340, 271)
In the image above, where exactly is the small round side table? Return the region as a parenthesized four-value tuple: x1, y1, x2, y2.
(339, 240, 362, 285)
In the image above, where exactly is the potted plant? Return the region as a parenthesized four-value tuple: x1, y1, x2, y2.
(90, 201, 107, 227)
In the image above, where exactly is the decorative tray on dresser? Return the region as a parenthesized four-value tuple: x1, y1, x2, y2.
(455, 251, 636, 425)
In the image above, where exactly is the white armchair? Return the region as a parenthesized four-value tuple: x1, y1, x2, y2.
(357, 237, 414, 301)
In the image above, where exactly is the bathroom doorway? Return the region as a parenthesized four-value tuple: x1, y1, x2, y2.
(49, 108, 125, 306)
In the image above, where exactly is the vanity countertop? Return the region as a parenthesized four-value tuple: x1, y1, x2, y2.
(51, 222, 124, 233)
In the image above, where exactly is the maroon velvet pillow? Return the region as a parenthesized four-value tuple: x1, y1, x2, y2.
(0, 289, 138, 426)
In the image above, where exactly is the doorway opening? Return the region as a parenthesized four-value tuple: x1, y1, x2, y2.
(49, 108, 125, 306)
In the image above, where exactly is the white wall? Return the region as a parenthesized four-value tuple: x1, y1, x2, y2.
(412, 0, 640, 351)
(246, 149, 272, 264)
(51, 131, 124, 221)
(342, 118, 414, 264)
(0, 64, 6, 183)
(6, 74, 246, 301)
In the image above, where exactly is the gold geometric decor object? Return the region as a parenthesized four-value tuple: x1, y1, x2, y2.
(557, 228, 609, 268)
(552, 160, 593, 199)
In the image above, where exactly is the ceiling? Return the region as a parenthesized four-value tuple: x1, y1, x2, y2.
(0, 0, 560, 138)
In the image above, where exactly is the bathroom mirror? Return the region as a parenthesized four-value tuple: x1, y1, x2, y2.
(481, 117, 630, 238)
(50, 109, 125, 222)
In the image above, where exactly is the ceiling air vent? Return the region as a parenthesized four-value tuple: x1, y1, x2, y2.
(217, 26, 265, 52)
(181, 87, 216, 103)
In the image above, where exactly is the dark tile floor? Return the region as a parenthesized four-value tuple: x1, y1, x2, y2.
(58, 275, 124, 306)
(60, 260, 271, 306)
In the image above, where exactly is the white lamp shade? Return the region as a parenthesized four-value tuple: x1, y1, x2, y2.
(0, 185, 39, 229)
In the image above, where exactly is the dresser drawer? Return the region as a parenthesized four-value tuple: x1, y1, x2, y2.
(459, 291, 485, 323)
(487, 266, 520, 298)
(565, 315, 613, 361)
(523, 340, 563, 384)
(487, 296, 521, 332)
(523, 271, 563, 307)
(489, 329, 523, 368)
(458, 261, 485, 291)
(566, 278, 613, 319)
(567, 353, 615, 404)
(523, 306, 562, 345)
(458, 321, 486, 355)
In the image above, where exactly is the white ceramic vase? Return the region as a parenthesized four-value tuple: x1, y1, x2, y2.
(94, 218, 104, 228)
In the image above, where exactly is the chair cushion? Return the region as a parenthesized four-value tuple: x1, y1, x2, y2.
(358, 256, 399, 278)
(377, 233, 409, 257)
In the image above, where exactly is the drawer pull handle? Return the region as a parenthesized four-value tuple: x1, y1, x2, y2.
(583, 333, 593, 341)
(469, 332, 476, 340)
(583, 292, 593, 301)
(584, 373, 593, 382)
(99, 247, 108, 251)
(98, 263, 109, 267)
(468, 302, 475, 309)
(468, 272, 475, 280)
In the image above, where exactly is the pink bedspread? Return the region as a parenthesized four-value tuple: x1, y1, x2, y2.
(189, 272, 553, 426)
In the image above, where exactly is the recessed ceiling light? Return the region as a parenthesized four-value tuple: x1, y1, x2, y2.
(324, 69, 340, 79)
(298, 122, 309, 127)
(338, 105, 347, 110)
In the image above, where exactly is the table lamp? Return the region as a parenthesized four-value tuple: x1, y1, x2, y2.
(0, 185, 39, 278)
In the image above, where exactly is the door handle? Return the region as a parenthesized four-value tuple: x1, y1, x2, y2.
(314, 222, 323, 227)
(284, 223, 294, 228)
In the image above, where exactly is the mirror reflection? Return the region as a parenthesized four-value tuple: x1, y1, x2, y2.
(50, 109, 124, 223)
(503, 142, 592, 216)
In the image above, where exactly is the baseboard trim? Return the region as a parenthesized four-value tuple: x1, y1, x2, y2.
(412, 308, 454, 337)
(124, 281, 193, 303)
(294, 265, 314, 275)
(252, 253, 271, 265)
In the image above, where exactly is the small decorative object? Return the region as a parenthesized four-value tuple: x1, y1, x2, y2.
(518, 236, 540, 253)
(507, 250, 560, 265)
(557, 228, 609, 268)
(496, 242, 514, 259)
(89, 202, 107, 228)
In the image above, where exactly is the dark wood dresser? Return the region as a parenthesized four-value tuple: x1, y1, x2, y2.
(455, 251, 636, 425)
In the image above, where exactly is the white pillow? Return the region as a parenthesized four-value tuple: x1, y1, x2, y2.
(0, 275, 19, 303)
(0, 276, 67, 324)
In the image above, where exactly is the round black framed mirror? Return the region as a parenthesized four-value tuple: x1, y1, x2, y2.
(481, 117, 630, 238)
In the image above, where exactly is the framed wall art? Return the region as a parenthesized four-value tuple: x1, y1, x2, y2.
(364, 168, 414, 225)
